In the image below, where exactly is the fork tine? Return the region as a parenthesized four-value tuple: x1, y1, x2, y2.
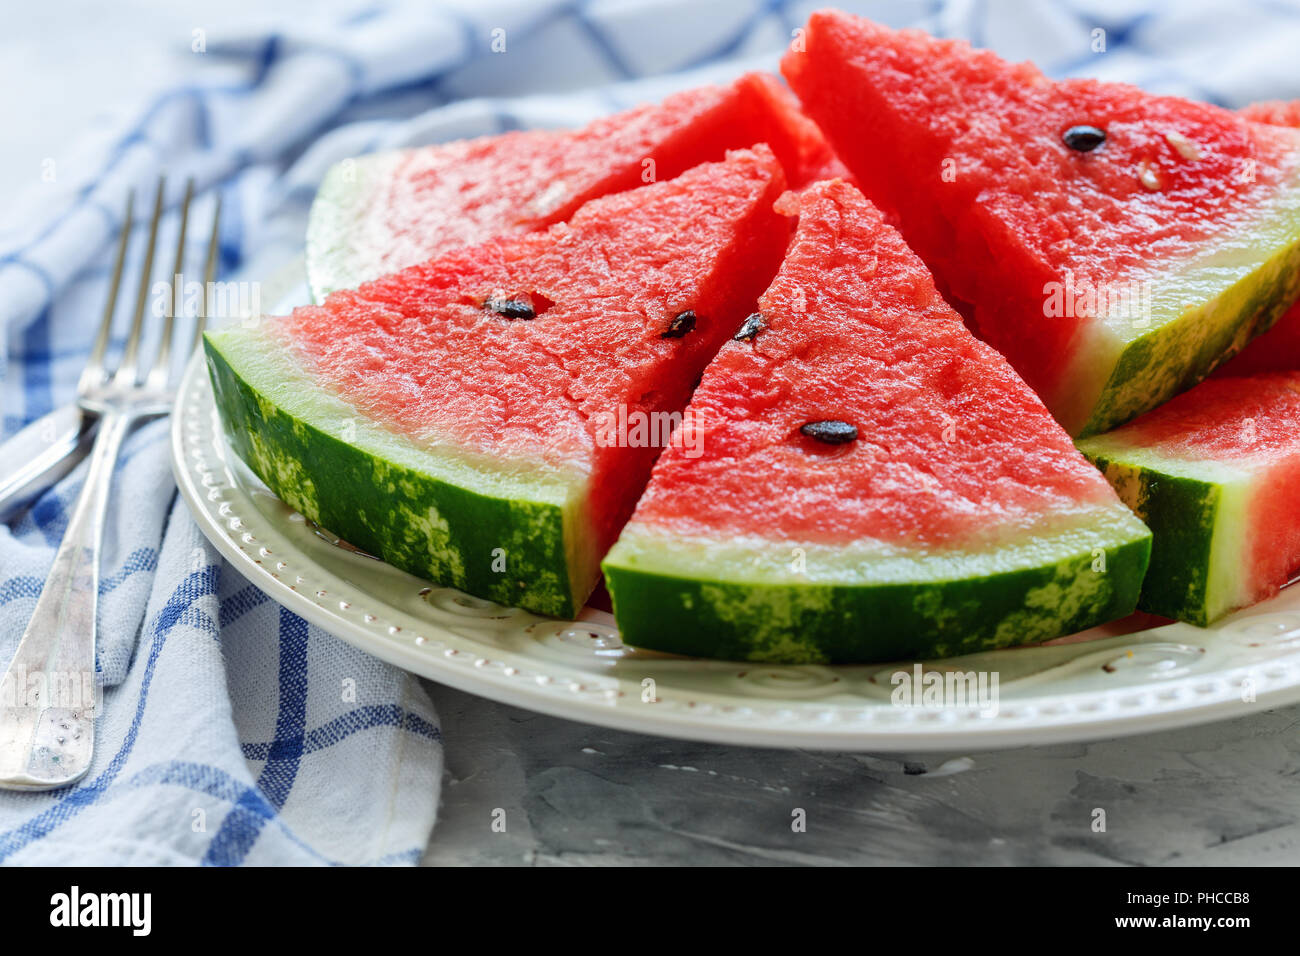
(147, 178, 194, 388)
(78, 191, 134, 394)
(189, 193, 222, 359)
(116, 177, 166, 385)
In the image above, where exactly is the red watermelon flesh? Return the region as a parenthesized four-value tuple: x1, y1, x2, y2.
(627, 186, 1122, 548)
(238, 147, 788, 614)
(1078, 373, 1300, 624)
(1111, 373, 1300, 462)
(1241, 100, 1300, 128)
(307, 72, 827, 297)
(782, 12, 1300, 436)
(602, 179, 1151, 663)
(795, 148, 855, 189)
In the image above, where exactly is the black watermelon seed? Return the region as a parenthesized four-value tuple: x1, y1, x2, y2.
(734, 312, 766, 342)
(1063, 125, 1106, 152)
(661, 310, 697, 339)
(800, 420, 858, 444)
(484, 295, 535, 320)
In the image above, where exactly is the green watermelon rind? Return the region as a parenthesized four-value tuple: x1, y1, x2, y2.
(204, 324, 594, 618)
(602, 512, 1153, 664)
(1063, 176, 1300, 437)
(1076, 440, 1252, 626)
(306, 153, 402, 302)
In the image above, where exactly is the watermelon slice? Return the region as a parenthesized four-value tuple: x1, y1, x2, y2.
(206, 147, 790, 617)
(602, 180, 1152, 664)
(1215, 101, 1300, 377)
(782, 12, 1300, 436)
(307, 72, 827, 299)
(1077, 373, 1300, 625)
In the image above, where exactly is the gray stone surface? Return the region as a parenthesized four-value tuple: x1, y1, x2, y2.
(421, 682, 1300, 866)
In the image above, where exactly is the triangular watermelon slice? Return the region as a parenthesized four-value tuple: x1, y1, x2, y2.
(306, 72, 828, 299)
(782, 12, 1300, 436)
(602, 180, 1152, 664)
(1078, 372, 1300, 625)
(206, 147, 790, 617)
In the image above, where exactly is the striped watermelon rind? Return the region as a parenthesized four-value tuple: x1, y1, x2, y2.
(603, 512, 1151, 663)
(1076, 441, 1251, 626)
(1063, 180, 1300, 437)
(602, 178, 1153, 665)
(204, 325, 592, 617)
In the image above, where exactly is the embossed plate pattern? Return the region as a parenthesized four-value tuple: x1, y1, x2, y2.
(170, 276, 1300, 751)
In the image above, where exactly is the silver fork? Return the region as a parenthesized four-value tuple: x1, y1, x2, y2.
(0, 177, 221, 791)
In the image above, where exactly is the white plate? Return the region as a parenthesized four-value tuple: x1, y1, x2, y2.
(171, 273, 1300, 751)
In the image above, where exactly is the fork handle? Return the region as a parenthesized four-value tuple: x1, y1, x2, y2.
(0, 404, 95, 522)
(0, 410, 132, 790)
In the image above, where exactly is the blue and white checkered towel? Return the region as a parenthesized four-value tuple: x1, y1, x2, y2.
(2, 0, 1299, 865)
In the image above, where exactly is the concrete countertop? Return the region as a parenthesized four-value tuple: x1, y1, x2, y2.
(421, 683, 1300, 865)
